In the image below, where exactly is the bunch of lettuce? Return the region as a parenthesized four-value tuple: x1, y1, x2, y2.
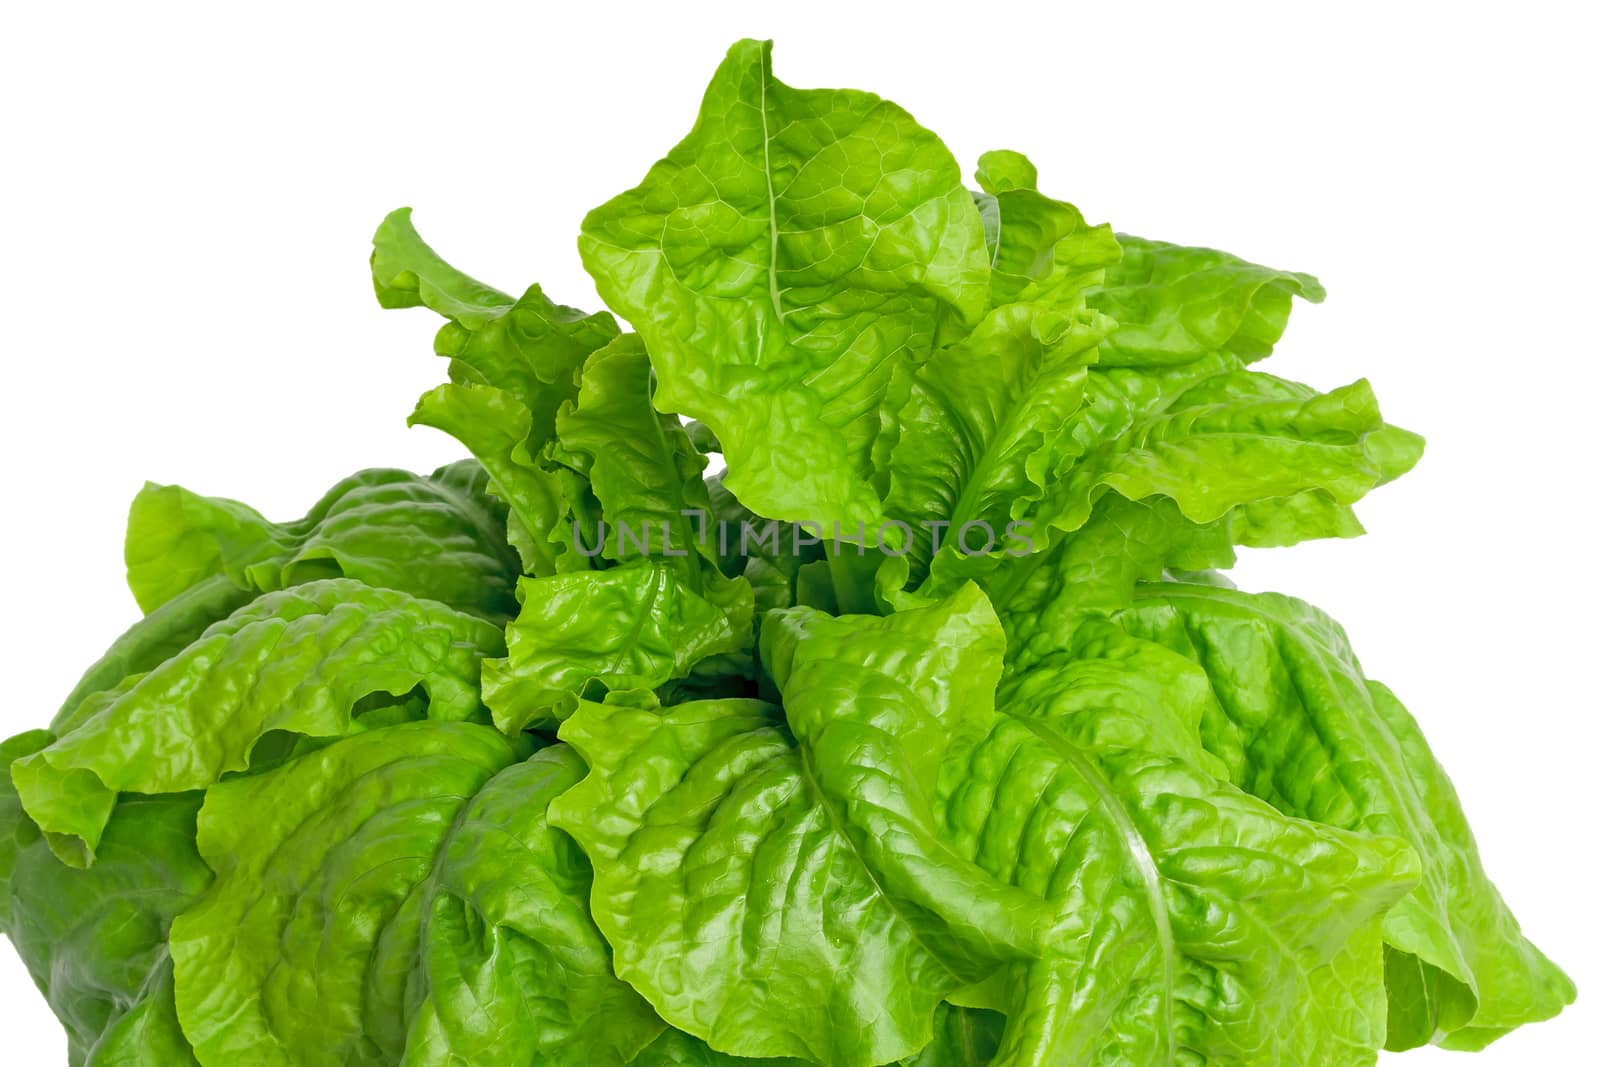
(0, 39, 1573, 1067)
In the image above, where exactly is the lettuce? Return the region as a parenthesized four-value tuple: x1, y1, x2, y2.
(1, 37, 1571, 1067)
(1115, 584, 1576, 1049)
(169, 724, 662, 1067)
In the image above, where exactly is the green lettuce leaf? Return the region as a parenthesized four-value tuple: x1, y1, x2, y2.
(1116, 583, 1576, 1050)
(548, 333, 726, 585)
(10, 579, 504, 865)
(372, 207, 524, 327)
(126, 462, 519, 619)
(896, 353, 1421, 616)
(82, 462, 514, 735)
(409, 383, 578, 576)
(769, 590, 1418, 1065)
(484, 563, 753, 733)
(885, 145, 1121, 528)
(373, 209, 624, 577)
(938, 712, 1415, 1066)
(169, 723, 661, 1067)
(551, 588, 1032, 1067)
(580, 39, 990, 528)
(1036, 367, 1423, 535)
(4, 779, 210, 1067)
(372, 207, 619, 449)
(992, 616, 1232, 777)
(81, 961, 197, 1067)
(1086, 235, 1325, 366)
(990, 494, 1238, 641)
(560, 694, 975, 1065)
(877, 247, 1416, 611)
(873, 164, 1348, 610)
(971, 150, 1121, 311)
(480, 335, 756, 729)
(881, 302, 1108, 583)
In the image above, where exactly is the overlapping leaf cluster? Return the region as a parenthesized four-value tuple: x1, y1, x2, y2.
(1, 39, 1571, 1067)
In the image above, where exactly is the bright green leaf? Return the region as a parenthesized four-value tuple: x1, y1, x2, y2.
(882, 303, 1107, 584)
(373, 208, 618, 450)
(580, 39, 990, 528)
(11, 579, 503, 865)
(410, 384, 578, 577)
(1086, 235, 1325, 366)
(549, 334, 724, 585)
(971, 150, 1121, 310)
(484, 564, 752, 732)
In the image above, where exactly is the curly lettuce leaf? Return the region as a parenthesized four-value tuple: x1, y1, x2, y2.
(371, 207, 520, 326)
(484, 562, 753, 733)
(10, 579, 504, 866)
(580, 39, 990, 528)
(881, 303, 1108, 583)
(409, 384, 579, 576)
(372, 207, 619, 449)
(895, 352, 1421, 614)
(126, 462, 519, 619)
(1086, 235, 1325, 366)
(992, 616, 1231, 777)
(988, 495, 1238, 643)
(548, 333, 726, 584)
(971, 150, 1121, 311)
(1116, 583, 1576, 1050)
(872, 226, 1416, 612)
(769, 591, 1417, 1065)
(561, 703, 990, 1067)
(1037, 367, 1423, 535)
(478, 336, 756, 730)
(875, 166, 1354, 610)
(168, 723, 660, 1067)
(373, 210, 625, 576)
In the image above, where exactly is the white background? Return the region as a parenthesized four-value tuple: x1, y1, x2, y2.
(1, 2, 1594, 1063)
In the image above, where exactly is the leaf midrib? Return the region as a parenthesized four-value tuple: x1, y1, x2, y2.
(794, 743, 964, 987)
(758, 48, 786, 324)
(1014, 715, 1177, 1065)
